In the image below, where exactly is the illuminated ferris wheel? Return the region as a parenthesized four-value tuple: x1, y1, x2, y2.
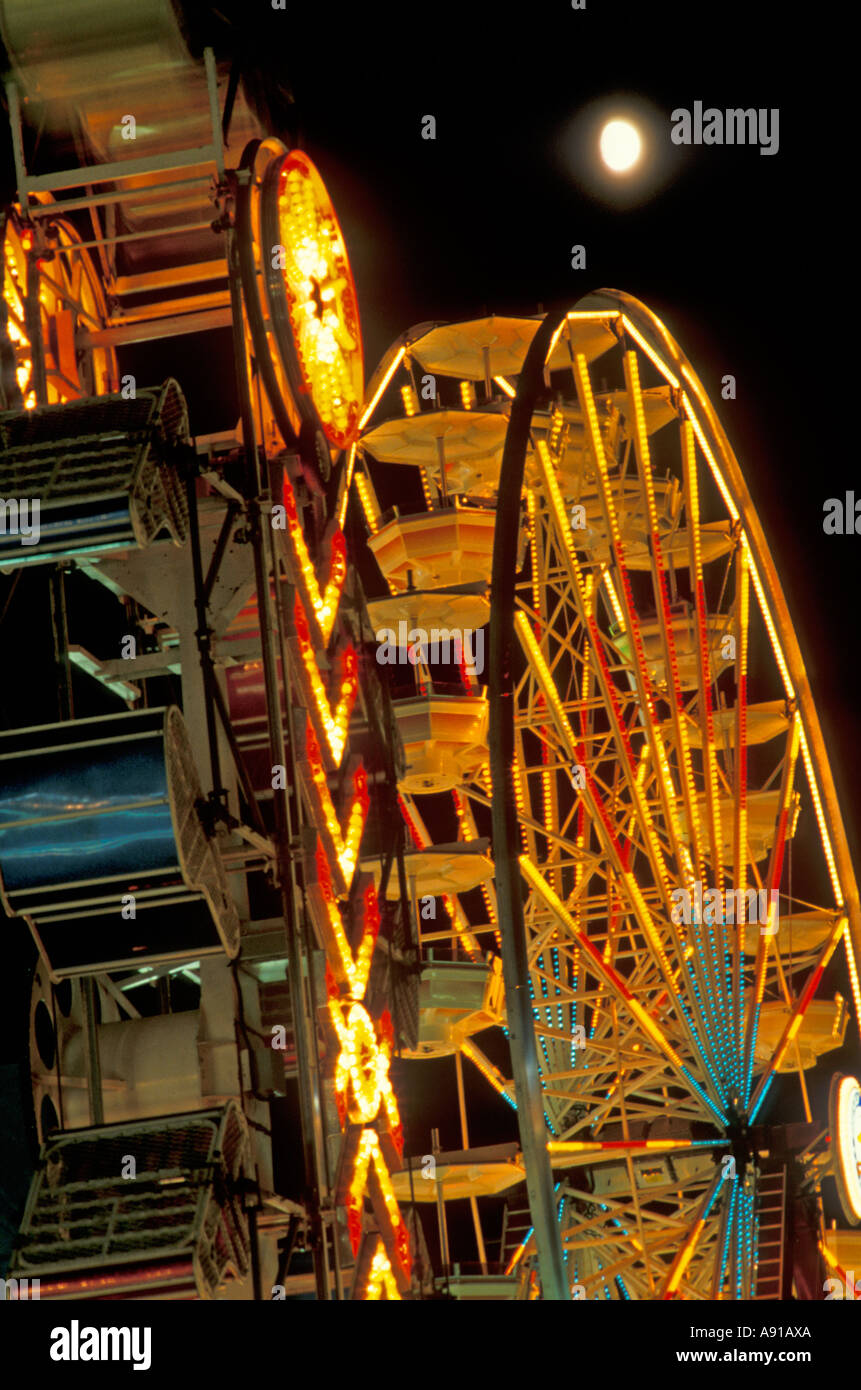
(355, 295, 861, 1299)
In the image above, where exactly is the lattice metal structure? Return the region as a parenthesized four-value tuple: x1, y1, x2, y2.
(0, 1, 418, 1303)
(9, 1103, 251, 1299)
(0, 380, 190, 566)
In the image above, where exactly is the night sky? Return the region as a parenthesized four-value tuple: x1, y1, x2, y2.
(190, 0, 859, 862)
(0, 1, 857, 1277)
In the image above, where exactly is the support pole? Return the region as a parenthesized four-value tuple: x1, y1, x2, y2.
(488, 308, 568, 1301)
(81, 978, 104, 1127)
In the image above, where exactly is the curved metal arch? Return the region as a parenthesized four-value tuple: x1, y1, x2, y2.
(580, 287, 861, 1002)
(489, 305, 569, 1301)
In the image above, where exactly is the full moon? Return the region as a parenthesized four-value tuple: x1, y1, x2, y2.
(599, 119, 642, 173)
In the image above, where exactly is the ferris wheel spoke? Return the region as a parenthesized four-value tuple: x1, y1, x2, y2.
(623, 351, 709, 889)
(677, 417, 738, 1089)
(550, 1135, 726, 1163)
(562, 755, 727, 1098)
(573, 354, 695, 891)
(741, 714, 801, 1106)
(680, 420, 725, 881)
(529, 443, 691, 938)
(661, 1164, 726, 1298)
(725, 543, 750, 1104)
(748, 913, 847, 1122)
(521, 857, 725, 1122)
(566, 1185, 720, 1299)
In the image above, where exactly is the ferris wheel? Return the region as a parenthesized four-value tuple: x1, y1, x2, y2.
(355, 293, 861, 1299)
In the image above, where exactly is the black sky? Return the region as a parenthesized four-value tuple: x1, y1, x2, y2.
(249, 0, 860, 867)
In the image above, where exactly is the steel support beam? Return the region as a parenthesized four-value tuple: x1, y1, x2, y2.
(488, 308, 569, 1301)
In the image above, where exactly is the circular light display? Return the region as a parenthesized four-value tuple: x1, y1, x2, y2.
(267, 149, 363, 450)
(830, 1073, 861, 1225)
(2, 211, 116, 409)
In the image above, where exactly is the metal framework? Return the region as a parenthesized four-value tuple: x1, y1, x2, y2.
(356, 299, 861, 1299)
(0, 0, 858, 1304)
(1, 4, 416, 1302)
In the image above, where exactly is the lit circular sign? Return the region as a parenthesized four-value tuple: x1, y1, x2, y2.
(267, 150, 363, 450)
(238, 140, 364, 471)
(830, 1073, 861, 1225)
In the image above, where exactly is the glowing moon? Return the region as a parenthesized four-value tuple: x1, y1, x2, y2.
(599, 119, 642, 173)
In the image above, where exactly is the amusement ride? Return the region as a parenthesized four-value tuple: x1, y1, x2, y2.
(0, 1, 858, 1301)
